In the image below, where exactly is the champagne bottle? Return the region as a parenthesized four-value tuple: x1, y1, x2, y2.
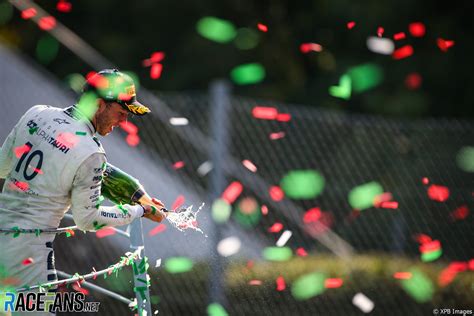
(101, 163, 156, 207)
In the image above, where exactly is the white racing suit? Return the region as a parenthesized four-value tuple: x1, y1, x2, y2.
(0, 105, 144, 315)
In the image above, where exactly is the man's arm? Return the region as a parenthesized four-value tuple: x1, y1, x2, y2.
(70, 153, 145, 231)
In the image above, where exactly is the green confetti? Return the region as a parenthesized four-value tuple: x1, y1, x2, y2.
(95, 195, 105, 209)
(211, 198, 232, 223)
(230, 63, 266, 85)
(291, 272, 327, 300)
(233, 198, 261, 228)
(118, 204, 129, 216)
(329, 74, 351, 100)
(77, 92, 99, 120)
(347, 63, 383, 93)
(207, 303, 229, 316)
(400, 268, 434, 303)
(36, 34, 59, 65)
(421, 249, 442, 262)
(262, 247, 292, 262)
(164, 257, 193, 274)
(93, 221, 106, 230)
(348, 181, 384, 210)
(35, 229, 41, 237)
(456, 146, 474, 172)
(75, 131, 87, 136)
(280, 170, 325, 199)
(12, 226, 20, 238)
(196, 17, 237, 43)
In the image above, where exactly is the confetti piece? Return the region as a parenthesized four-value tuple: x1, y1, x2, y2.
(211, 198, 232, 223)
(268, 222, 283, 233)
(262, 247, 292, 261)
(230, 63, 266, 85)
(269, 186, 285, 201)
(155, 259, 162, 268)
(347, 21, 356, 29)
(400, 268, 434, 303)
(217, 236, 241, 257)
(242, 159, 257, 172)
(292, 272, 326, 300)
(422, 177, 429, 185)
(300, 43, 322, 53)
(394, 272, 412, 280)
(14, 143, 32, 158)
(56, 0, 72, 13)
(164, 257, 193, 274)
(276, 113, 291, 122)
(329, 74, 351, 100)
(196, 17, 237, 43)
(409, 22, 426, 37)
(269, 132, 285, 140)
(456, 146, 474, 172)
(261, 205, 269, 215)
(392, 45, 414, 60)
(427, 184, 449, 202)
(221, 181, 243, 204)
(119, 121, 138, 134)
(234, 197, 261, 227)
(22, 258, 34, 265)
(373, 192, 393, 207)
(379, 201, 399, 209)
(125, 134, 140, 147)
(276, 230, 292, 247)
(75, 131, 87, 136)
(21, 8, 37, 19)
(257, 23, 268, 32)
(150, 63, 163, 79)
(393, 32, 406, 40)
(352, 293, 374, 313)
(36, 34, 59, 65)
(325, 278, 343, 288)
(72, 283, 89, 295)
(251, 106, 278, 120)
(437, 38, 455, 52)
(377, 27, 384, 37)
(280, 170, 325, 199)
(38, 16, 56, 31)
(95, 227, 116, 238)
(249, 279, 262, 286)
(366, 37, 394, 55)
(348, 181, 384, 210)
(148, 224, 167, 236)
(207, 303, 228, 316)
(420, 240, 442, 262)
(296, 247, 308, 257)
(276, 276, 286, 291)
(173, 161, 185, 170)
(197, 161, 213, 176)
(143, 51, 165, 66)
(450, 205, 469, 221)
(303, 207, 322, 223)
(169, 117, 189, 126)
(405, 72, 422, 90)
(172, 195, 185, 210)
(347, 63, 384, 93)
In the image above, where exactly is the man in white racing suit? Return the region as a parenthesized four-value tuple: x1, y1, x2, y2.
(0, 69, 165, 315)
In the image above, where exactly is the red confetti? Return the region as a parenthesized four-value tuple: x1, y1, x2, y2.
(468, 259, 474, 271)
(14, 181, 29, 191)
(405, 73, 422, 90)
(56, 0, 72, 13)
(261, 205, 269, 215)
(419, 240, 441, 253)
(276, 113, 291, 122)
(173, 161, 185, 170)
(427, 184, 450, 202)
(422, 177, 430, 185)
(269, 132, 285, 140)
(38, 16, 57, 31)
(347, 21, 356, 29)
(125, 134, 140, 147)
(380, 201, 399, 209)
(296, 247, 308, 257)
(221, 181, 243, 204)
(246, 260, 254, 270)
(393, 32, 406, 40)
(252, 106, 278, 120)
(149, 224, 167, 236)
(119, 121, 139, 134)
(393, 272, 412, 280)
(257, 23, 268, 32)
(409, 22, 426, 37)
(303, 207, 322, 223)
(268, 222, 284, 233)
(56, 132, 80, 148)
(14, 144, 32, 158)
(392, 45, 414, 60)
(95, 227, 116, 238)
(414, 233, 432, 244)
(450, 205, 469, 221)
(276, 276, 286, 291)
(72, 283, 89, 295)
(21, 8, 37, 19)
(242, 159, 257, 172)
(300, 43, 322, 53)
(269, 186, 284, 201)
(150, 63, 163, 79)
(325, 278, 343, 288)
(65, 229, 75, 237)
(22, 258, 34, 265)
(437, 38, 455, 52)
(377, 27, 384, 37)
(249, 280, 262, 286)
(172, 195, 185, 210)
(373, 192, 393, 207)
(86, 72, 108, 89)
(150, 51, 165, 64)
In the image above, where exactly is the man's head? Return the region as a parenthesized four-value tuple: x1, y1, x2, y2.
(81, 69, 150, 136)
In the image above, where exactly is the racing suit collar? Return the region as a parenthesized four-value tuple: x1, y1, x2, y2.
(64, 105, 96, 135)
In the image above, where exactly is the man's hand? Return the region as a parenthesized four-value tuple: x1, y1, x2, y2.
(142, 197, 166, 223)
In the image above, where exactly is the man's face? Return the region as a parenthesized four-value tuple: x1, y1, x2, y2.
(95, 101, 130, 136)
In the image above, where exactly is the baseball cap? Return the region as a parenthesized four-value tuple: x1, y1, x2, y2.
(83, 69, 151, 116)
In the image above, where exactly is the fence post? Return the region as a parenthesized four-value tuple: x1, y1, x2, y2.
(130, 218, 152, 315)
